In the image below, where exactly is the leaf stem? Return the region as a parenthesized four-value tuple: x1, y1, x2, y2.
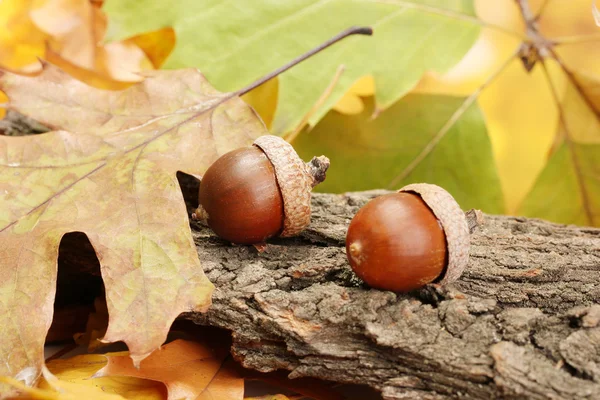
(235, 26, 373, 96)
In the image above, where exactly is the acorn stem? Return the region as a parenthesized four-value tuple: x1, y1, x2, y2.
(236, 26, 373, 96)
(465, 209, 485, 234)
(307, 155, 330, 187)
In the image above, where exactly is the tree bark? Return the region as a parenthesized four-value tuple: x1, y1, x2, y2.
(53, 174, 600, 399)
(7, 91, 599, 399)
(181, 186, 600, 400)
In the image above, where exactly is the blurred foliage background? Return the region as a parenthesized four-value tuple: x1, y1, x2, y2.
(0, 0, 598, 226)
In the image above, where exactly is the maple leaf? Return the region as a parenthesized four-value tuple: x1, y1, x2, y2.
(0, 63, 267, 385)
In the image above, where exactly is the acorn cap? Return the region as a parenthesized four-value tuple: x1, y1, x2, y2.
(254, 135, 329, 237)
(399, 183, 469, 285)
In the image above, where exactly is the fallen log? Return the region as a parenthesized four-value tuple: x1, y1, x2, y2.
(6, 90, 598, 399)
(53, 174, 600, 399)
(183, 183, 600, 400)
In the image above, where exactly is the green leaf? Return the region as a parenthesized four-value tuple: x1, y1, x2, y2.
(519, 143, 600, 226)
(104, 0, 479, 134)
(294, 94, 504, 214)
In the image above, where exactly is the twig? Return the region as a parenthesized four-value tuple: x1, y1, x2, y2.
(236, 27, 372, 97)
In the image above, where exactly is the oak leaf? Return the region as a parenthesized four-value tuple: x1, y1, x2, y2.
(0, 63, 266, 386)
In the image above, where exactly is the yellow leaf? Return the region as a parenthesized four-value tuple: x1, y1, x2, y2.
(94, 339, 244, 400)
(333, 93, 364, 115)
(412, 0, 600, 216)
(544, 64, 600, 145)
(0, 90, 6, 120)
(478, 59, 558, 214)
(41, 357, 165, 400)
(30, 0, 153, 85)
(0, 369, 128, 400)
(0, 0, 173, 87)
(0, 63, 267, 384)
(332, 76, 374, 115)
(44, 49, 139, 90)
(127, 27, 176, 70)
(0, 0, 47, 70)
(242, 77, 279, 130)
(539, 0, 600, 75)
(572, 70, 600, 114)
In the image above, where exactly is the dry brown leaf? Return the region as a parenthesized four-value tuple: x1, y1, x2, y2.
(30, 0, 153, 85)
(0, 0, 172, 89)
(0, 63, 266, 387)
(94, 339, 244, 400)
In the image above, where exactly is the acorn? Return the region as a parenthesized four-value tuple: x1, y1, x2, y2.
(345, 183, 471, 292)
(194, 135, 330, 245)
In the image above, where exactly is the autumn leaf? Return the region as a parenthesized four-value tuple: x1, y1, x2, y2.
(0, 0, 47, 72)
(0, 63, 267, 386)
(0, 0, 174, 90)
(241, 77, 279, 131)
(288, 0, 599, 225)
(103, 0, 480, 135)
(332, 76, 375, 115)
(1, 366, 132, 400)
(30, 0, 148, 82)
(3, 340, 235, 399)
(94, 339, 244, 400)
(412, 0, 600, 225)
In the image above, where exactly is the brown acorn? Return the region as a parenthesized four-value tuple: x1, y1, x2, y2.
(194, 135, 329, 245)
(345, 183, 470, 292)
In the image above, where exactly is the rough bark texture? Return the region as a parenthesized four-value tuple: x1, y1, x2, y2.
(178, 181, 600, 400)
(51, 173, 600, 399)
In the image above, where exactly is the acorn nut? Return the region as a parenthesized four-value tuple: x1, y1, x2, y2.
(194, 135, 330, 245)
(345, 183, 470, 292)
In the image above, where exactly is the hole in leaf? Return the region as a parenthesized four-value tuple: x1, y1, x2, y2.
(177, 171, 200, 213)
(46, 232, 104, 344)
